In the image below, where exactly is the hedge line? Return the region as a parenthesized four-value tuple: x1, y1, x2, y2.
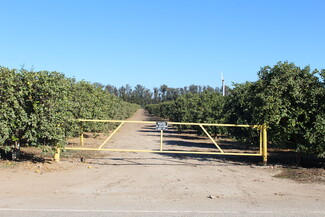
(146, 62, 325, 157)
(0, 66, 140, 153)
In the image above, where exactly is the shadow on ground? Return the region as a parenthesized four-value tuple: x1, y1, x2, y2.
(0, 148, 47, 163)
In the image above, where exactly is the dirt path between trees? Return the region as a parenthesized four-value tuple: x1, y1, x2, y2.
(0, 109, 324, 217)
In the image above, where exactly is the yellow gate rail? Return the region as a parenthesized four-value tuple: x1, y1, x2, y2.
(54, 119, 268, 164)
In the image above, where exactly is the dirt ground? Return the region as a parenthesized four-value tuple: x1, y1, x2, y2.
(0, 109, 324, 217)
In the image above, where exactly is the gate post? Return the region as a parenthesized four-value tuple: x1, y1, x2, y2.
(54, 148, 61, 162)
(262, 124, 268, 165)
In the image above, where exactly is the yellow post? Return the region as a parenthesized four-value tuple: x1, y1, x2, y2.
(262, 124, 268, 165)
(53, 148, 61, 162)
(160, 130, 163, 151)
(80, 133, 84, 147)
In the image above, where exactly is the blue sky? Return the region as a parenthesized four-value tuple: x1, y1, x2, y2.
(1, 0, 324, 89)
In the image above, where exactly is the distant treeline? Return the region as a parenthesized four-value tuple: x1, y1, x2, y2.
(99, 84, 230, 107)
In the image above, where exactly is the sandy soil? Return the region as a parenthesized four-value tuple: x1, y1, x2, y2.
(0, 109, 324, 216)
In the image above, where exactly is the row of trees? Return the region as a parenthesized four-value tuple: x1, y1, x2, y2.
(146, 62, 325, 157)
(105, 84, 228, 107)
(0, 67, 140, 156)
(1, 62, 323, 158)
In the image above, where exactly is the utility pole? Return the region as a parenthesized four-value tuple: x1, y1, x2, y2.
(221, 72, 225, 96)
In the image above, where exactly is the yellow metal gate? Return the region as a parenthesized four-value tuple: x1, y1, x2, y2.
(54, 119, 268, 164)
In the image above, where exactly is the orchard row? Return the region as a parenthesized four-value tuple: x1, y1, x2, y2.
(146, 62, 325, 157)
(0, 67, 140, 152)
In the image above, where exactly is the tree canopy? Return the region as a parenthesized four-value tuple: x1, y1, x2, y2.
(147, 62, 325, 157)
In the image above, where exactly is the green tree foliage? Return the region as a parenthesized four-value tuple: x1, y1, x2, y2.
(20, 70, 73, 147)
(0, 68, 27, 150)
(146, 91, 225, 134)
(225, 62, 324, 156)
(107, 84, 220, 106)
(131, 84, 152, 107)
(257, 62, 324, 156)
(146, 62, 324, 157)
(0, 66, 140, 153)
(222, 81, 261, 145)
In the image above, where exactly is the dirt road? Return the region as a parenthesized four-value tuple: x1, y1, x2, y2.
(0, 109, 324, 217)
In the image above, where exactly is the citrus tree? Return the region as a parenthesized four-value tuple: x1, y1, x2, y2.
(0, 66, 140, 159)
